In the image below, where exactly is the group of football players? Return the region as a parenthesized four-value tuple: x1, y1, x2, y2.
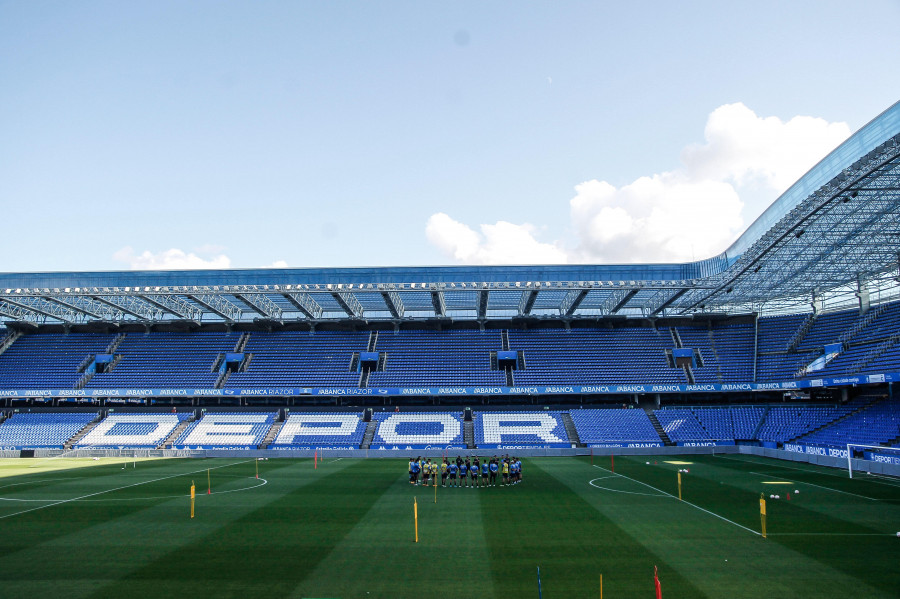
(408, 455, 522, 487)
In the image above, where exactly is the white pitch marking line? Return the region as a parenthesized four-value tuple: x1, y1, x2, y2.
(769, 532, 894, 537)
(713, 454, 900, 489)
(588, 478, 668, 497)
(0, 477, 268, 503)
(748, 470, 877, 501)
(0, 459, 254, 520)
(591, 464, 761, 536)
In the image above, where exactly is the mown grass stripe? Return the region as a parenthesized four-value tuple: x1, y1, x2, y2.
(292, 464, 496, 598)
(592, 463, 761, 536)
(582, 455, 900, 598)
(480, 459, 708, 598)
(86, 459, 395, 598)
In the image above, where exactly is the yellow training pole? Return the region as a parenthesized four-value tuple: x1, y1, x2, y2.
(414, 497, 419, 543)
(207, 468, 211, 495)
(759, 493, 767, 539)
(190, 481, 196, 519)
(434, 474, 437, 503)
(677, 470, 682, 501)
(255, 458, 259, 479)
(600, 573, 603, 599)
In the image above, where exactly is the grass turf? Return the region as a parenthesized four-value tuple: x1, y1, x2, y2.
(0, 454, 897, 598)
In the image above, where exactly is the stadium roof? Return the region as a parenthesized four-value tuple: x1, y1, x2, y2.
(2, 101, 899, 328)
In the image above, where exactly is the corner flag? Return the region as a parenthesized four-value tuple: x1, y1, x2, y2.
(654, 565, 662, 599)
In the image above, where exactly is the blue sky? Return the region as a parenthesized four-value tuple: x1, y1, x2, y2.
(1, 1, 899, 272)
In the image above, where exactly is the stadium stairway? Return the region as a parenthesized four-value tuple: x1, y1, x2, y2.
(360, 421, 377, 449)
(751, 406, 771, 439)
(706, 331, 725, 383)
(0, 330, 22, 356)
(561, 413, 584, 447)
(106, 333, 127, 355)
(850, 333, 900, 374)
(75, 369, 95, 389)
(160, 415, 196, 449)
(464, 420, 475, 448)
(647, 412, 673, 446)
(839, 302, 891, 346)
(260, 420, 284, 449)
(64, 416, 102, 450)
(786, 312, 818, 352)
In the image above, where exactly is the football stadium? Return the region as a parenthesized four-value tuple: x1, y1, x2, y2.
(0, 102, 899, 597)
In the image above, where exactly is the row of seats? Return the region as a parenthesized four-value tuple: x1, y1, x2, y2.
(1, 305, 899, 387)
(1, 400, 897, 449)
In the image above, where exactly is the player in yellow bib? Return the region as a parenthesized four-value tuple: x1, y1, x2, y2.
(502, 459, 510, 485)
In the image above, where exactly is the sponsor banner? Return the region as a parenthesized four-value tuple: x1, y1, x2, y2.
(863, 451, 900, 465)
(783, 442, 849, 459)
(369, 444, 468, 450)
(269, 445, 359, 451)
(588, 442, 663, 448)
(1, 371, 898, 398)
(173, 445, 257, 451)
(476, 443, 572, 449)
(676, 440, 736, 447)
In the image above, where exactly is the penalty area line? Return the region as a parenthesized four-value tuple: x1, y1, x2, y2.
(591, 464, 761, 537)
(0, 459, 254, 521)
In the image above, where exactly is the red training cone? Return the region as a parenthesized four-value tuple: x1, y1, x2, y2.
(207, 488, 211, 495)
(787, 493, 791, 501)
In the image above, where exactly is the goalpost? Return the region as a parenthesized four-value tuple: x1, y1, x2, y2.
(846, 443, 900, 478)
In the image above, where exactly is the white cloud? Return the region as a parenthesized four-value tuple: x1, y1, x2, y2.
(113, 246, 232, 270)
(569, 174, 744, 263)
(427, 103, 850, 265)
(267, 260, 289, 268)
(426, 212, 567, 265)
(683, 103, 851, 192)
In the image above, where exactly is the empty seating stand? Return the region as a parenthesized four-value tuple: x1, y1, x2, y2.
(76, 412, 192, 448)
(0, 333, 115, 389)
(226, 331, 367, 388)
(569, 409, 661, 446)
(369, 412, 465, 449)
(173, 412, 277, 449)
(0, 412, 97, 449)
(269, 412, 366, 449)
(474, 411, 570, 448)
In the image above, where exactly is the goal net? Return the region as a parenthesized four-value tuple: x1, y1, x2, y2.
(846, 443, 900, 478)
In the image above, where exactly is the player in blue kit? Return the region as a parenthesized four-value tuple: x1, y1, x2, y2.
(448, 460, 458, 487)
(411, 458, 421, 485)
(481, 459, 489, 486)
(489, 459, 499, 486)
(459, 460, 468, 487)
(471, 457, 480, 488)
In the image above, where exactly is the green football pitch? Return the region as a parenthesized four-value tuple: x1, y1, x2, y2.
(0, 454, 898, 598)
